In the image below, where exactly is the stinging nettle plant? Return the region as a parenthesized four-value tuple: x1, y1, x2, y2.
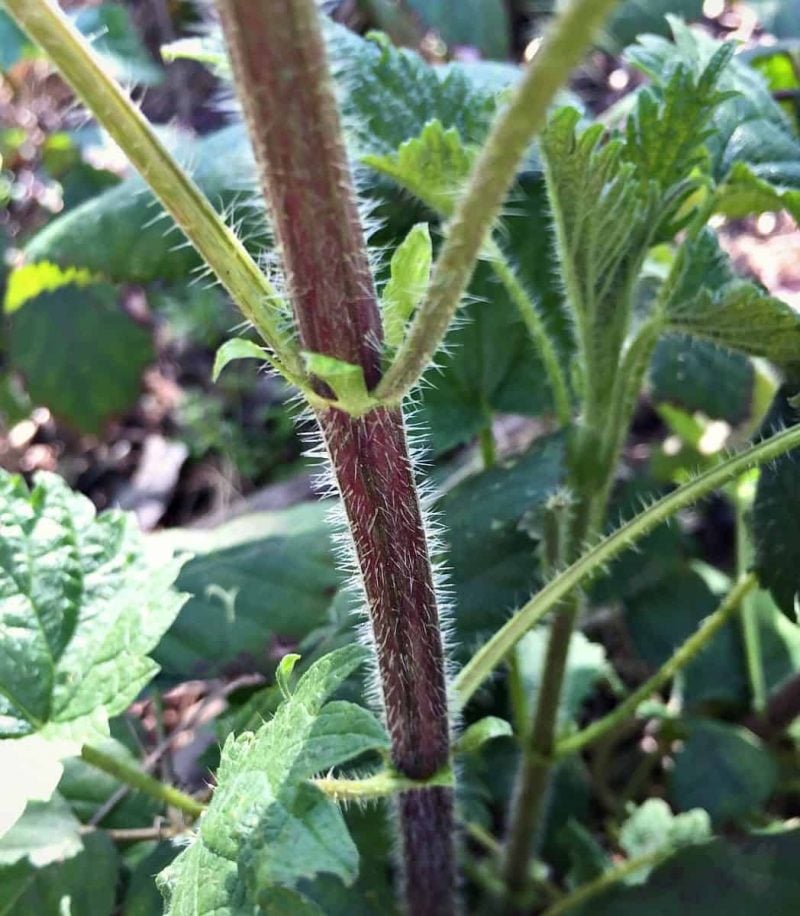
(3, 0, 800, 914)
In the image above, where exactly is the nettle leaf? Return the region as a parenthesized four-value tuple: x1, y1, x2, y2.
(618, 799, 711, 884)
(0, 795, 118, 916)
(669, 720, 778, 825)
(584, 828, 800, 915)
(364, 119, 476, 217)
(152, 502, 340, 678)
(662, 229, 800, 364)
(158, 646, 389, 914)
(0, 471, 185, 832)
(753, 391, 800, 618)
(650, 335, 755, 424)
(381, 222, 432, 349)
(302, 353, 374, 414)
(627, 18, 800, 221)
(7, 276, 154, 432)
(542, 108, 657, 392)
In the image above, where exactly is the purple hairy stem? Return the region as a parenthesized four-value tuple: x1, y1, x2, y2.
(215, 1, 456, 911)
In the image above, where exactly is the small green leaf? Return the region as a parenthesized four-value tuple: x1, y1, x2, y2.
(158, 646, 389, 913)
(212, 337, 267, 382)
(0, 795, 82, 869)
(276, 653, 302, 700)
(618, 799, 711, 884)
(363, 119, 475, 217)
(456, 717, 512, 755)
(303, 352, 375, 414)
(669, 719, 778, 825)
(0, 471, 186, 834)
(381, 223, 432, 348)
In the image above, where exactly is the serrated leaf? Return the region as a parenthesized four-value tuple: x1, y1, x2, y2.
(583, 828, 800, 915)
(669, 719, 778, 825)
(381, 222, 432, 349)
(456, 717, 512, 755)
(618, 799, 711, 884)
(364, 119, 476, 217)
(627, 18, 800, 221)
(662, 231, 800, 363)
(212, 338, 267, 382)
(8, 279, 154, 432)
(158, 646, 389, 914)
(0, 471, 185, 833)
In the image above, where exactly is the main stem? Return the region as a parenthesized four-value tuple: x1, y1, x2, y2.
(214, 3, 454, 912)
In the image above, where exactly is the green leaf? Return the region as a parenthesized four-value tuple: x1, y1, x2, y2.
(669, 720, 778, 825)
(618, 799, 711, 884)
(0, 795, 82, 869)
(440, 434, 566, 640)
(7, 279, 154, 432)
(0, 471, 185, 832)
(403, 0, 511, 60)
(212, 338, 268, 382)
(22, 125, 265, 284)
(3, 261, 96, 314)
(753, 394, 800, 617)
(363, 119, 476, 217)
(541, 107, 657, 394)
(381, 223, 432, 349)
(0, 808, 117, 915)
(627, 18, 800, 221)
(650, 335, 755, 424)
(276, 653, 302, 700)
(302, 353, 374, 414)
(158, 646, 389, 913)
(582, 828, 800, 915)
(514, 628, 615, 728)
(663, 231, 800, 364)
(456, 717, 512, 755)
(152, 502, 340, 678)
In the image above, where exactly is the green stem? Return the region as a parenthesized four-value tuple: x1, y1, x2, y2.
(486, 239, 572, 426)
(454, 424, 800, 708)
(541, 848, 671, 916)
(479, 423, 497, 469)
(375, 0, 623, 403)
(4, 0, 304, 385)
(312, 767, 453, 801)
(556, 573, 758, 758)
(80, 744, 205, 819)
(735, 487, 767, 712)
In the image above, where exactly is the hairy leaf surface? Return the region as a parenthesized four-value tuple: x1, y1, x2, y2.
(158, 646, 389, 914)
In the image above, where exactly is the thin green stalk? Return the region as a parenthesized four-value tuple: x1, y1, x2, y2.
(4, 0, 304, 385)
(479, 423, 498, 469)
(541, 848, 671, 916)
(556, 573, 758, 758)
(376, 0, 622, 403)
(735, 486, 767, 712)
(485, 239, 572, 426)
(312, 767, 453, 802)
(454, 424, 800, 708)
(80, 744, 205, 819)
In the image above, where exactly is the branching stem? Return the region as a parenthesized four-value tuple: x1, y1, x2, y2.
(556, 573, 758, 757)
(455, 424, 800, 707)
(376, 0, 623, 403)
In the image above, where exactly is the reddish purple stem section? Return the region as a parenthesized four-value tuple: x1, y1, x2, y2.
(216, 1, 456, 911)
